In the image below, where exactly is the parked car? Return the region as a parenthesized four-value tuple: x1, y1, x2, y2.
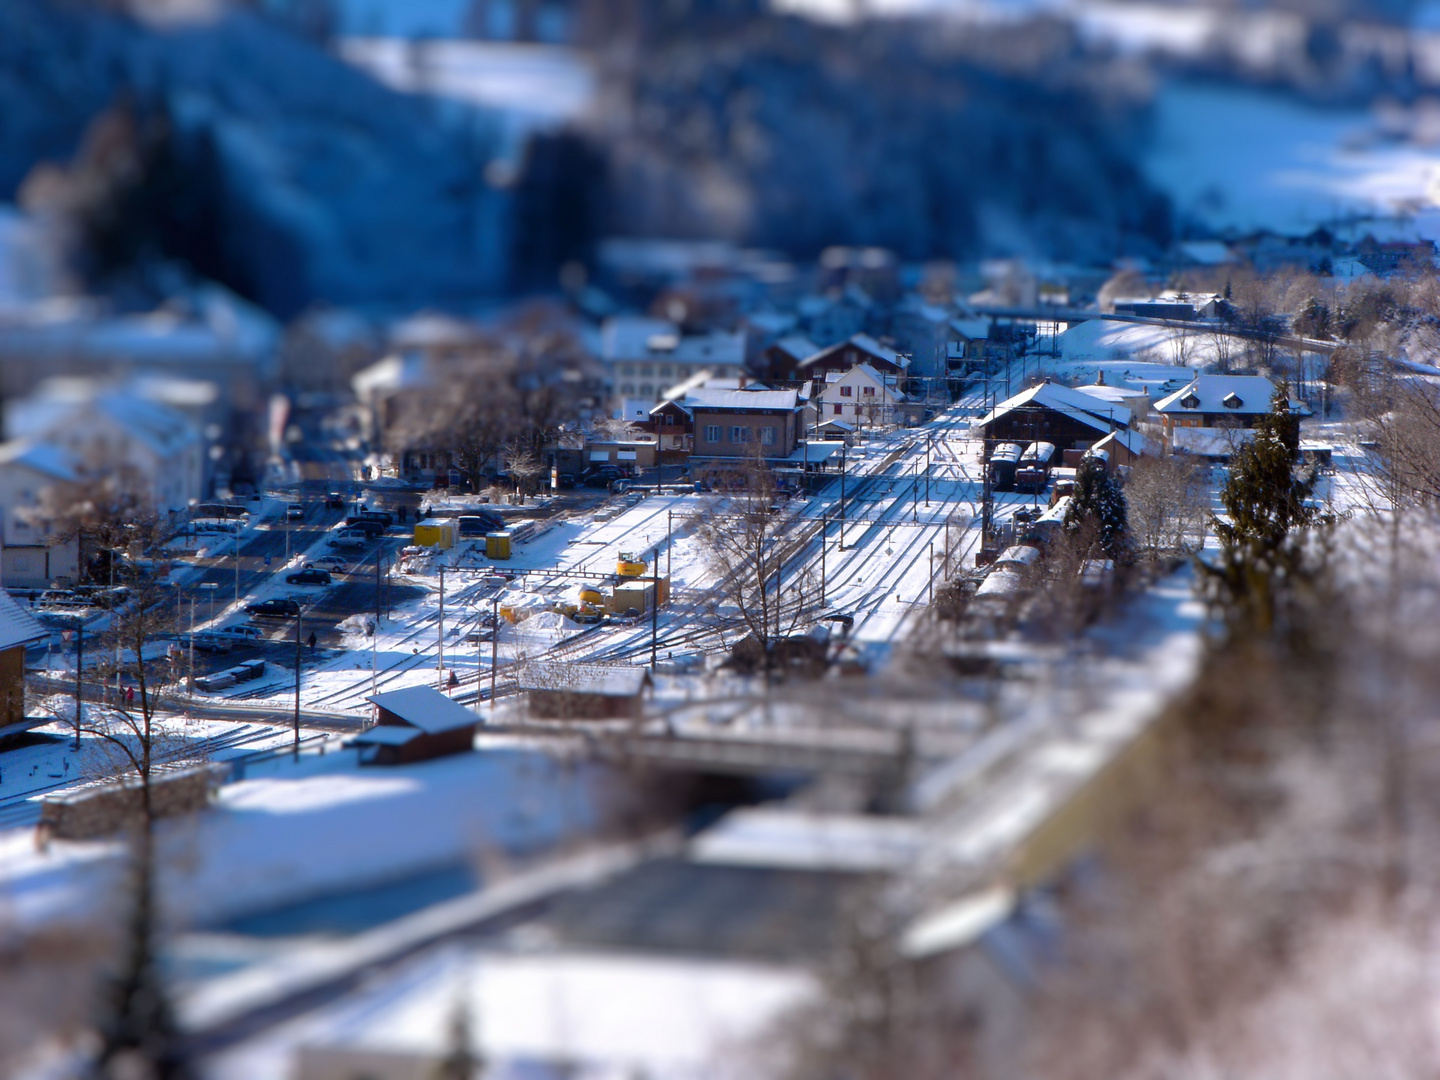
(464, 627, 495, 644)
(328, 533, 367, 551)
(286, 503, 305, 520)
(285, 568, 332, 585)
(348, 509, 394, 527)
(342, 518, 386, 538)
(246, 598, 300, 618)
(308, 556, 349, 571)
(179, 632, 231, 654)
(214, 623, 265, 641)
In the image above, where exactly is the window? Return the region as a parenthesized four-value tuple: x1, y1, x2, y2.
(640, 384, 654, 397)
(730, 426, 750, 444)
(862, 385, 875, 396)
(619, 363, 634, 377)
(640, 364, 654, 377)
(704, 425, 722, 443)
(834, 403, 843, 415)
(840, 385, 852, 397)
(760, 426, 777, 446)
(659, 365, 673, 377)
(621, 383, 636, 395)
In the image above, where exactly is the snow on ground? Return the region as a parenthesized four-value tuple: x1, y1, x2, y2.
(1144, 81, 1440, 240)
(206, 943, 813, 1080)
(0, 744, 604, 930)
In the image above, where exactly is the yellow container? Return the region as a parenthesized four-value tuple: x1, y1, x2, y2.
(578, 586, 604, 606)
(500, 604, 519, 624)
(413, 521, 456, 549)
(609, 580, 654, 614)
(485, 532, 512, 560)
(616, 551, 647, 578)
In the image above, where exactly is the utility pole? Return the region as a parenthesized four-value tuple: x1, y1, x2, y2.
(928, 542, 935, 606)
(235, 539, 241, 607)
(666, 510, 672, 581)
(72, 617, 83, 751)
(839, 442, 847, 549)
(293, 612, 302, 762)
(490, 595, 499, 718)
(925, 432, 931, 506)
(820, 512, 827, 608)
(437, 562, 445, 691)
(650, 572, 659, 671)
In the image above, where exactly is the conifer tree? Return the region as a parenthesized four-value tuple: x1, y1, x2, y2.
(1065, 456, 1129, 560)
(1204, 381, 1318, 638)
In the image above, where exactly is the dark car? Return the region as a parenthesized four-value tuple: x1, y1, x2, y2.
(285, 568, 332, 585)
(346, 511, 394, 528)
(342, 517, 387, 538)
(325, 492, 346, 510)
(179, 632, 231, 654)
(246, 598, 301, 618)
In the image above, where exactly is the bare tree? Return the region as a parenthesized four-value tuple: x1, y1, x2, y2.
(694, 451, 819, 679)
(1124, 452, 1209, 560)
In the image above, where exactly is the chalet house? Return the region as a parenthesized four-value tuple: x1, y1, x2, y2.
(973, 380, 1130, 450)
(584, 436, 658, 473)
(752, 334, 819, 383)
(796, 334, 908, 398)
(0, 591, 49, 734)
(817, 363, 907, 427)
(1151, 375, 1293, 433)
(352, 686, 478, 765)
(685, 387, 806, 465)
(646, 398, 694, 456)
(1089, 428, 1151, 470)
(521, 662, 653, 722)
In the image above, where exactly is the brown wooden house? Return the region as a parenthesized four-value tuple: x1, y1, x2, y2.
(353, 686, 478, 765)
(521, 663, 653, 722)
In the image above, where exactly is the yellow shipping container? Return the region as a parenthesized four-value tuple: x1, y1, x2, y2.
(413, 521, 456, 549)
(609, 580, 654, 615)
(485, 532, 512, 559)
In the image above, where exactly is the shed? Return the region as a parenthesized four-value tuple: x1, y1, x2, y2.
(353, 685, 478, 765)
(520, 663, 653, 722)
(0, 591, 48, 734)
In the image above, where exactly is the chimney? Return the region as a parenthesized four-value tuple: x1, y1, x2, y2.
(1096, 370, 1106, 385)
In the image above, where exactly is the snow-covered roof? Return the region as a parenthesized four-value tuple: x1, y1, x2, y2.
(367, 686, 478, 735)
(1092, 428, 1151, 457)
(995, 545, 1041, 568)
(950, 317, 991, 341)
(1153, 374, 1278, 416)
(682, 388, 800, 413)
(798, 333, 907, 372)
(602, 318, 745, 367)
(517, 663, 651, 697)
(0, 590, 47, 652)
(786, 441, 844, 464)
(975, 381, 1130, 433)
(0, 439, 77, 482)
(1071, 383, 1138, 406)
(769, 334, 818, 362)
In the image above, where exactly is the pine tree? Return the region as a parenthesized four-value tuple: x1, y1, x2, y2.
(1203, 382, 1318, 638)
(1065, 456, 1129, 560)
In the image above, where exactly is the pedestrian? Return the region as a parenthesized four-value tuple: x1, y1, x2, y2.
(307, 631, 317, 650)
(448, 669, 458, 689)
(125, 685, 134, 706)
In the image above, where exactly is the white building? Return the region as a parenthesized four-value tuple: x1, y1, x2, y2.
(817, 362, 907, 427)
(6, 386, 206, 516)
(601, 316, 746, 404)
(0, 440, 80, 587)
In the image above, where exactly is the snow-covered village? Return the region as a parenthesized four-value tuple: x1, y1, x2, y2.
(5, 0, 1440, 1077)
